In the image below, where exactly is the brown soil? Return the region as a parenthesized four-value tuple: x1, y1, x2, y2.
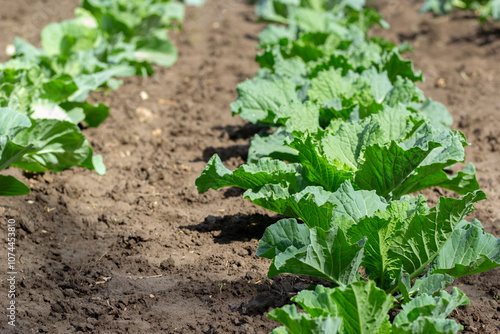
(0, 0, 499, 333)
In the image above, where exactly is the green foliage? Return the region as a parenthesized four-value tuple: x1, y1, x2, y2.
(0, 0, 189, 196)
(269, 281, 469, 334)
(256, 191, 494, 292)
(197, 108, 480, 202)
(421, 0, 500, 21)
(195, 0, 497, 333)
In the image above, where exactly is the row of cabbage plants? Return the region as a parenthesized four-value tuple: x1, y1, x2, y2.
(196, 1, 500, 333)
(421, 0, 500, 21)
(0, 0, 188, 196)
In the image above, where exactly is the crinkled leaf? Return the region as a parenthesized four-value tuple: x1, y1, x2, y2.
(41, 74, 78, 102)
(330, 280, 394, 334)
(231, 77, 298, 124)
(309, 68, 354, 102)
(321, 117, 386, 170)
(292, 285, 340, 318)
(255, 0, 297, 24)
(388, 191, 486, 283)
(257, 218, 310, 259)
(274, 101, 320, 133)
(259, 25, 295, 47)
(270, 327, 288, 334)
(391, 123, 479, 197)
(347, 198, 426, 290)
(244, 184, 299, 216)
(372, 104, 414, 141)
(246, 181, 386, 229)
(258, 219, 365, 285)
(272, 281, 395, 334)
(359, 68, 393, 103)
(398, 271, 454, 303)
(383, 76, 424, 106)
(295, 181, 386, 229)
(393, 287, 468, 333)
(247, 130, 299, 163)
(282, 186, 345, 229)
(319, 97, 358, 122)
(393, 317, 463, 334)
(343, 40, 383, 69)
(82, 0, 185, 37)
(347, 215, 403, 289)
(273, 57, 309, 84)
(0, 142, 34, 172)
(309, 68, 403, 107)
(268, 305, 343, 334)
(11, 118, 93, 172)
(394, 162, 480, 199)
(0, 108, 32, 170)
(289, 134, 354, 191)
(431, 219, 500, 277)
(354, 140, 441, 198)
(196, 154, 303, 193)
(11, 38, 45, 62)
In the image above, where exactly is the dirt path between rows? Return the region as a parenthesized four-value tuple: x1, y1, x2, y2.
(0, 0, 499, 333)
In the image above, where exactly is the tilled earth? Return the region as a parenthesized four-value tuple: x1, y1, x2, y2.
(0, 0, 499, 333)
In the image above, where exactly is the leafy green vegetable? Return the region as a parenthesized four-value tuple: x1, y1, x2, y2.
(257, 190, 487, 292)
(392, 288, 468, 333)
(255, 0, 386, 31)
(196, 1, 497, 333)
(271, 282, 468, 333)
(41, 9, 100, 57)
(397, 273, 454, 303)
(258, 219, 365, 284)
(198, 109, 480, 204)
(269, 305, 343, 334)
(247, 130, 299, 163)
(0, 0, 190, 197)
(10, 118, 96, 173)
(196, 154, 304, 194)
(421, 0, 500, 21)
(230, 77, 299, 125)
(0, 108, 32, 195)
(81, 0, 184, 67)
(430, 219, 500, 277)
(269, 281, 395, 334)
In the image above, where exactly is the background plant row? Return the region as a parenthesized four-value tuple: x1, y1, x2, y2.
(0, 0, 202, 197)
(421, 0, 500, 21)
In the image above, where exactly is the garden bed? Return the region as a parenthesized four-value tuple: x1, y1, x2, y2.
(0, 0, 499, 332)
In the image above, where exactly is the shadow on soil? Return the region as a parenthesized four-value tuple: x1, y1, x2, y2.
(239, 275, 330, 315)
(182, 213, 282, 244)
(213, 123, 265, 140)
(448, 26, 500, 46)
(199, 124, 268, 162)
(201, 144, 249, 162)
(210, 273, 334, 316)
